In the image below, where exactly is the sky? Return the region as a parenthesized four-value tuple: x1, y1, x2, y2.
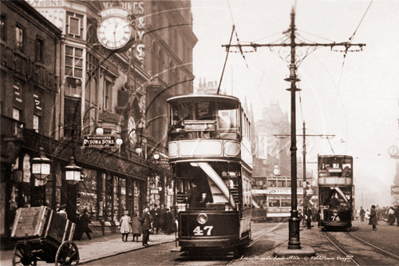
(190, 0, 399, 207)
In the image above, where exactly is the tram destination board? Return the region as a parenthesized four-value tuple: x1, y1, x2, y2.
(82, 134, 116, 149)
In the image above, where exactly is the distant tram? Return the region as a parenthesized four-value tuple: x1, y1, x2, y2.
(167, 94, 253, 257)
(318, 155, 354, 231)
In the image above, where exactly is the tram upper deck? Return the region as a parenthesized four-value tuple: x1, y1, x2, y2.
(167, 94, 252, 168)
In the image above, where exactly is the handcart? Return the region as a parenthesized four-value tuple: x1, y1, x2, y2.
(11, 206, 80, 266)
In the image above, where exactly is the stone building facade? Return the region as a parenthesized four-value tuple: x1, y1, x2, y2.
(0, 0, 196, 244)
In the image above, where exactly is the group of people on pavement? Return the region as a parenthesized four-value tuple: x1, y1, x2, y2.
(357, 204, 399, 231)
(118, 204, 176, 247)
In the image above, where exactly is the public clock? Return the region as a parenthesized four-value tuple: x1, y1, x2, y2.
(127, 116, 137, 145)
(97, 17, 133, 50)
(388, 145, 399, 156)
(273, 165, 280, 176)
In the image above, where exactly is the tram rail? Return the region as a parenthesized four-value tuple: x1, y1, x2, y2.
(323, 231, 399, 266)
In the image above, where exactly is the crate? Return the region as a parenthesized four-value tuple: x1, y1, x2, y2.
(11, 206, 51, 239)
(11, 207, 75, 244)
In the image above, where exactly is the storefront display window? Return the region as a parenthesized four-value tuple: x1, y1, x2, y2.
(120, 178, 126, 213)
(106, 173, 113, 221)
(113, 176, 119, 223)
(79, 169, 97, 220)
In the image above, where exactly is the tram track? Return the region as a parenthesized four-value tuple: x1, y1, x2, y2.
(323, 231, 399, 266)
(173, 223, 284, 266)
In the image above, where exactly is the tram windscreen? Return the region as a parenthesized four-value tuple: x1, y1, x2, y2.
(169, 99, 240, 141)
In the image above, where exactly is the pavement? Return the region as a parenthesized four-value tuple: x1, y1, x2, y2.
(0, 231, 177, 265)
(1, 219, 395, 265)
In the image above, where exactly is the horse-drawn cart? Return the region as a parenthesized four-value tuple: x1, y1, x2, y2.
(11, 206, 79, 266)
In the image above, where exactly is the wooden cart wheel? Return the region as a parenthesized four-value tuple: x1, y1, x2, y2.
(12, 244, 37, 266)
(55, 241, 79, 266)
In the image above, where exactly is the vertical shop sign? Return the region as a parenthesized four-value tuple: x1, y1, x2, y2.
(23, 154, 31, 183)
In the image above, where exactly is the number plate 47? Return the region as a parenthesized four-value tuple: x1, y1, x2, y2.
(193, 226, 213, 235)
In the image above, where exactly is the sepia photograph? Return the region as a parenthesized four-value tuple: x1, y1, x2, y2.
(0, 0, 398, 265)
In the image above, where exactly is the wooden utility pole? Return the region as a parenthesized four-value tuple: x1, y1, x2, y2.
(224, 8, 365, 250)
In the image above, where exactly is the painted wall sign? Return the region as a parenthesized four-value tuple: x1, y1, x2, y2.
(28, 0, 65, 7)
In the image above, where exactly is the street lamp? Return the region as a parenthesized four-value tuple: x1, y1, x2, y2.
(64, 155, 82, 185)
(32, 147, 51, 181)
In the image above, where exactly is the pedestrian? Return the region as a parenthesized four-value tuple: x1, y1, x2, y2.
(160, 204, 166, 233)
(305, 206, 313, 229)
(119, 210, 131, 242)
(370, 205, 377, 231)
(56, 203, 68, 220)
(388, 207, 395, 225)
(164, 208, 174, 234)
(79, 209, 92, 240)
(131, 211, 142, 242)
(315, 208, 321, 227)
(395, 205, 399, 226)
(139, 207, 152, 247)
(153, 204, 161, 234)
(360, 207, 365, 222)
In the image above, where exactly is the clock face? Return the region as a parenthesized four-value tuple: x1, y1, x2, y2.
(388, 145, 399, 156)
(97, 17, 132, 50)
(127, 116, 136, 145)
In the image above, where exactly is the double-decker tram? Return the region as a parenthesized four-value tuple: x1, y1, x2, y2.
(167, 94, 253, 257)
(318, 155, 354, 231)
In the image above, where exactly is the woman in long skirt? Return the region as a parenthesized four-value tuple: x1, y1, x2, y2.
(120, 210, 132, 242)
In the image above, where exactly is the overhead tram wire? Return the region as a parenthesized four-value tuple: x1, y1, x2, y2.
(222, 0, 286, 133)
(329, 0, 373, 125)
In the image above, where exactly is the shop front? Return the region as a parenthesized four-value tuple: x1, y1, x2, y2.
(1, 128, 149, 244)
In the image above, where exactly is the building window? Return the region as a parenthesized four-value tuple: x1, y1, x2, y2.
(0, 15, 6, 42)
(35, 37, 44, 63)
(104, 79, 112, 110)
(33, 115, 40, 133)
(66, 12, 84, 39)
(16, 25, 24, 51)
(13, 82, 23, 121)
(65, 45, 83, 78)
(33, 90, 42, 133)
(13, 108, 21, 121)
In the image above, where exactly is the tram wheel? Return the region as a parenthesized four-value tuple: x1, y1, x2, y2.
(55, 241, 79, 266)
(12, 244, 36, 266)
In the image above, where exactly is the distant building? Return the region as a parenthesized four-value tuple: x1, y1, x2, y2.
(196, 78, 226, 94)
(253, 100, 290, 178)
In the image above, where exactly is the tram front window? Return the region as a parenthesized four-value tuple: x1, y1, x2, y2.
(169, 99, 240, 141)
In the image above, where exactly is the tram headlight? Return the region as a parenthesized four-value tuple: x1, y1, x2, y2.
(197, 213, 208, 225)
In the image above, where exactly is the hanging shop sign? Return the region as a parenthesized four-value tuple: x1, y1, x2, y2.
(82, 134, 116, 149)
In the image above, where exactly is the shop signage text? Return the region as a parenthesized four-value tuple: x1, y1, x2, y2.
(82, 135, 116, 148)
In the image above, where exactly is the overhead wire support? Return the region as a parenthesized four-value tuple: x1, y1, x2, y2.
(222, 7, 366, 251)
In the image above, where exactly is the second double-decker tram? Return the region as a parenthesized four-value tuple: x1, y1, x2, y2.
(318, 155, 354, 231)
(167, 94, 253, 257)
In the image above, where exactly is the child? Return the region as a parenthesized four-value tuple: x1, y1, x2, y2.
(131, 211, 142, 242)
(120, 210, 131, 242)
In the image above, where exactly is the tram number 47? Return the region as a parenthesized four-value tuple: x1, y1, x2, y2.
(193, 226, 213, 236)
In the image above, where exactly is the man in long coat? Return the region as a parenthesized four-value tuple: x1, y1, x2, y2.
(139, 207, 152, 246)
(370, 205, 378, 231)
